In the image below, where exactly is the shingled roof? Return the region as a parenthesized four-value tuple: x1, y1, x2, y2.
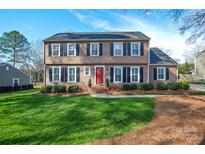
(43, 31, 150, 42)
(150, 48, 178, 65)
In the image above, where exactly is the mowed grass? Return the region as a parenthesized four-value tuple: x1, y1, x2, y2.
(0, 88, 155, 144)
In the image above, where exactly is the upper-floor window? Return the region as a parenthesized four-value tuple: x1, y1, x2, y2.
(114, 42, 123, 56)
(131, 66, 140, 83)
(84, 66, 90, 76)
(114, 66, 123, 83)
(90, 43, 99, 56)
(67, 43, 76, 56)
(68, 67, 76, 82)
(52, 44, 60, 56)
(52, 66, 60, 82)
(131, 42, 140, 56)
(157, 67, 166, 80)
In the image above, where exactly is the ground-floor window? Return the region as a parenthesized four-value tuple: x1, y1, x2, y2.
(157, 67, 166, 80)
(68, 67, 76, 82)
(13, 78, 19, 86)
(131, 66, 140, 83)
(114, 67, 122, 83)
(84, 66, 90, 76)
(52, 67, 60, 82)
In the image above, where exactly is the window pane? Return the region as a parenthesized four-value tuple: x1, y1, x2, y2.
(157, 68, 165, 79)
(91, 43, 98, 55)
(132, 43, 139, 55)
(114, 43, 122, 55)
(68, 44, 75, 55)
(69, 68, 76, 82)
(115, 68, 122, 82)
(131, 67, 139, 82)
(53, 44, 59, 56)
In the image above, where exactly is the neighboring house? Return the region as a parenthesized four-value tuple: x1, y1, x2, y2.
(43, 31, 178, 87)
(0, 63, 31, 87)
(195, 50, 205, 80)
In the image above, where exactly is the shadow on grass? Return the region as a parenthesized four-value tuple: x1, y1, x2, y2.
(0, 91, 155, 144)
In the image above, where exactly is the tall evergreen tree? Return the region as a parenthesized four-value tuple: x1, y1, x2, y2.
(0, 30, 30, 67)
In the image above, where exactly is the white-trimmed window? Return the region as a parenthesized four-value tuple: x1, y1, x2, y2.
(114, 42, 123, 56)
(90, 43, 99, 56)
(157, 67, 166, 80)
(114, 67, 123, 83)
(68, 67, 76, 82)
(131, 42, 140, 56)
(52, 44, 60, 56)
(131, 66, 140, 83)
(52, 67, 61, 82)
(67, 43, 76, 56)
(13, 78, 19, 86)
(84, 66, 90, 76)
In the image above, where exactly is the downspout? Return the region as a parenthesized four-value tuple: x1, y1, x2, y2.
(147, 45, 150, 83)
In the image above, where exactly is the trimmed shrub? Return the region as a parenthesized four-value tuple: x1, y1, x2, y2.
(105, 78, 109, 87)
(40, 85, 52, 93)
(156, 82, 168, 90)
(167, 83, 180, 90)
(88, 78, 92, 87)
(120, 84, 132, 91)
(51, 85, 67, 93)
(138, 83, 154, 91)
(0, 86, 13, 93)
(130, 84, 138, 89)
(22, 84, 34, 90)
(12, 86, 21, 91)
(68, 85, 79, 93)
(179, 83, 190, 90)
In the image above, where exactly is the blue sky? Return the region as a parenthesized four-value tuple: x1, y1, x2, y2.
(0, 9, 191, 62)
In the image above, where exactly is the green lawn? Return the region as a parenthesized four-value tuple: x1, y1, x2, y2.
(0, 88, 155, 144)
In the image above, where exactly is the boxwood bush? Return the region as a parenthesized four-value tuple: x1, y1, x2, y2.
(130, 84, 138, 89)
(51, 85, 67, 93)
(167, 83, 181, 90)
(179, 83, 190, 90)
(120, 84, 132, 91)
(138, 83, 154, 91)
(68, 85, 80, 93)
(40, 85, 52, 93)
(156, 82, 168, 90)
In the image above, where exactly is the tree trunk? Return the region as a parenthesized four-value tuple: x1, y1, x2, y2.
(13, 49, 16, 67)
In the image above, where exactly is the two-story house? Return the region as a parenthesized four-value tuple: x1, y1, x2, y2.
(43, 31, 178, 87)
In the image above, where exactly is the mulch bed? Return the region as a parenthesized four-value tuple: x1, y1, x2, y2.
(38, 91, 90, 97)
(105, 89, 201, 95)
(92, 95, 205, 145)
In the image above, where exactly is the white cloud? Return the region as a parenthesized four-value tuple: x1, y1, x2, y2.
(69, 10, 111, 30)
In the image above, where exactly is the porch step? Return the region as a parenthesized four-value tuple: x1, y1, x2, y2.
(91, 86, 109, 93)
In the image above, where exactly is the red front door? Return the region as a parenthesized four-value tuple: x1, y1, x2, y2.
(96, 67, 104, 84)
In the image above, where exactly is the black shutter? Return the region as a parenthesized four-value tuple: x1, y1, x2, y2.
(123, 43, 126, 56)
(99, 43, 103, 56)
(60, 44, 64, 56)
(127, 43, 131, 56)
(123, 67, 127, 83)
(154, 68, 157, 80)
(49, 68, 52, 82)
(110, 67, 114, 83)
(48, 44, 52, 56)
(76, 44, 80, 56)
(110, 43, 113, 56)
(127, 67, 130, 82)
(63, 44, 67, 56)
(87, 43, 90, 56)
(76, 67, 80, 82)
(166, 68, 169, 80)
(140, 43, 144, 56)
(140, 67, 143, 83)
(61, 67, 65, 82)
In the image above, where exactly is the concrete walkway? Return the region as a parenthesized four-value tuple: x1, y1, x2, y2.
(190, 84, 205, 91)
(91, 93, 167, 98)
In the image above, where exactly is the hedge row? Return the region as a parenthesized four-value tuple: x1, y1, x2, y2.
(120, 82, 190, 91)
(40, 85, 80, 93)
(0, 84, 34, 93)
